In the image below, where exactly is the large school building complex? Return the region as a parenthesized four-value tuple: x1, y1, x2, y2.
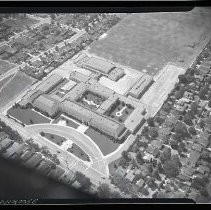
(19, 55, 154, 139)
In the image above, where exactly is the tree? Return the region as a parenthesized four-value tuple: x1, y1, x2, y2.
(190, 102, 198, 116)
(199, 86, 209, 100)
(40, 132, 45, 137)
(121, 151, 130, 162)
(163, 159, 180, 178)
(175, 87, 185, 100)
(178, 74, 188, 84)
(110, 191, 122, 198)
(75, 171, 92, 191)
(141, 126, 149, 137)
(149, 127, 158, 139)
(174, 122, 188, 138)
(162, 103, 171, 113)
(183, 113, 193, 126)
(160, 147, 171, 163)
(208, 100, 211, 108)
(188, 127, 197, 135)
(147, 117, 154, 127)
(136, 151, 144, 165)
(170, 139, 178, 150)
(154, 116, 165, 125)
(97, 183, 111, 198)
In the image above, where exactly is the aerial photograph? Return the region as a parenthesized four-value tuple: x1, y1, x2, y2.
(0, 8, 211, 203)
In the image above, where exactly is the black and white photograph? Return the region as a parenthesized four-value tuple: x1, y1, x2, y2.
(0, 1, 211, 205)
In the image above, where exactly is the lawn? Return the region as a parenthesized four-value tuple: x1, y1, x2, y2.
(52, 115, 79, 129)
(0, 74, 14, 90)
(0, 60, 16, 76)
(67, 143, 90, 162)
(85, 127, 120, 156)
(7, 107, 51, 125)
(41, 132, 67, 146)
(105, 99, 134, 123)
(0, 71, 36, 108)
(89, 8, 211, 75)
(77, 90, 106, 111)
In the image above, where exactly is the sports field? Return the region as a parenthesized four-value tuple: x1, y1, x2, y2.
(0, 60, 16, 76)
(0, 74, 14, 90)
(0, 72, 35, 108)
(89, 8, 211, 75)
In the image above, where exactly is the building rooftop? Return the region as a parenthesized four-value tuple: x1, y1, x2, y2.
(83, 57, 115, 74)
(129, 73, 153, 99)
(124, 106, 146, 133)
(37, 74, 63, 93)
(69, 71, 90, 83)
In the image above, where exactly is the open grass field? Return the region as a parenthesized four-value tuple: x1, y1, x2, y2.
(0, 74, 14, 90)
(85, 127, 120, 156)
(0, 60, 16, 76)
(7, 107, 51, 125)
(0, 71, 36, 108)
(67, 143, 90, 162)
(42, 132, 67, 146)
(89, 8, 211, 75)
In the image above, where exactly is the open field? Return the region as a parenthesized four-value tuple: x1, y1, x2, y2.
(89, 8, 211, 75)
(67, 143, 90, 162)
(0, 71, 36, 108)
(0, 74, 14, 90)
(0, 60, 16, 76)
(85, 127, 120, 156)
(7, 107, 51, 125)
(41, 132, 67, 146)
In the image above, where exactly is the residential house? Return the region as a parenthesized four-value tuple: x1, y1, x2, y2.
(24, 153, 43, 169)
(20, 150, 35, 162)
(187, 150, 200, 167)
(192, 143, 203, 152)
(136, 179, 145, 188)
(0, 132, 9, 141)
(115, 166, 127, 177)
(125, 170, 135, 182)
(197, 165, 210, 176)
(48, 165, 65, 180)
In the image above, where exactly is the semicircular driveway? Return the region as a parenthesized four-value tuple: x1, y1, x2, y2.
(25, 124, 105, 162)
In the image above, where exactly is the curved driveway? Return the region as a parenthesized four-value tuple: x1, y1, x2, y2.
(25, 123, 109, 176)
(26, 124, 104, 160)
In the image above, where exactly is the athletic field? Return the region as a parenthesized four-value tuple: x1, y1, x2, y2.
(88, 8, 211, 76)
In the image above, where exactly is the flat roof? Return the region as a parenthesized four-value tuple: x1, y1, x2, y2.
(69, 71, 90, 83)
(84, 57, 115, 74)
(61, 80, 77, 91)
(129, 74, 153, 97)
(62, 100, 123, 135)
(37, 74, 63, 93)
(124, 107, 146, 132)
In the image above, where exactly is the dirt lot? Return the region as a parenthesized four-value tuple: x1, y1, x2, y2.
(89, 8, 211, 75)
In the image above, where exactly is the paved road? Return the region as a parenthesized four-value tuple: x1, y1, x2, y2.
(25, 124, 109, 175)
(25, 124, 108, 172)
(0, 113, 108, 186)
